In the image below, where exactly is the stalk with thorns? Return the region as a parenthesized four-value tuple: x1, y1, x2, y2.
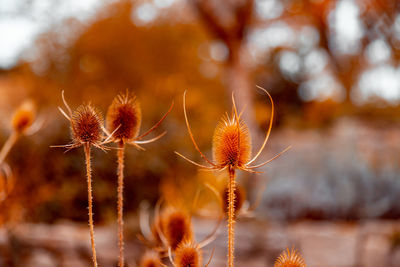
(176, 86, 290, 267)
(52, 91, 116, 267)
(106, 91, 173, 267)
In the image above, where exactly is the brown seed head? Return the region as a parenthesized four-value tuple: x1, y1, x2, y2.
(12, 100, 36, 133)
(275, 248, 306, 267)
(174, 241, 202, 267)
(106, 92, 141, 141)
(140, 251, 162, 267)
(222, 184, 245, 216)
(71, 104, 103, 145)
(161, 209, 193, 250)
(212, 115, 251, 168)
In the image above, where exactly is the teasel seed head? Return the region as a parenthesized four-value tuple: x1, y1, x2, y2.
(212, 115, 251, 168)
(275, 248, 306, 267)
(161, 209, 193, 250)
(174, 240, 202, 267)
(222, 184, 245, 216)
(140, 250, 162, 267)
(12, 100, 36, 134)
(106, 92, 141, 142)
(71, 104, 103, 145)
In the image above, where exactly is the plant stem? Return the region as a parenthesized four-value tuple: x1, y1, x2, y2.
(228, 167, 236, 267)
(117, 141, 125, 267)
(84, 143, 98, 267)
(0, 132, 19, 165)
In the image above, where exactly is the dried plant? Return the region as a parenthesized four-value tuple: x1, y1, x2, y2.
(139, 250, 163, 267)
(0, 100, 41, 202)
(0, 100, 40, 165)
(139, 199, 219, 258)
(275, 248, 306, 267)
(106, 91, 173, 267)
(52, 91, 112, 267)
(169, 240, 214, 267)
(158, 209, 193, 250)
(176, 87, 290, 267)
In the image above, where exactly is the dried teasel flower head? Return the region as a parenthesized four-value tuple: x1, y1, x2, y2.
(222, 184, 245, 215)
(160, 209, 193, 250)
(106, 91, 141, 142)
(275, 248, 306, 267)
(12, 100, 36, 134)
(176, 88, 291, 174)
(174, 240, 202, 267)
(139, 250, 162, 267)
(71, 104, 103, 145)
(105, 91, 173, 149)
(53, 91, 110, 151)
(212, 113, 251, 169)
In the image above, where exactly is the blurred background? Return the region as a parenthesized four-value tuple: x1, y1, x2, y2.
(1, 0, 400, 266)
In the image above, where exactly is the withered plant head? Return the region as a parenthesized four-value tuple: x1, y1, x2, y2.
(106, 91, 173, 150)
(12, 100, 36, 134)
(222, 184, 245, 215)
(139, 250, 162, 267)
(275, 248, 306, 267)
(212, 114, 251, 169)
(175, 88, 291, 174)
(52, 91, 109, 151)
(172, 240, 215, 267)
(174, 240, 202, 267)
(71, 104, 103, 145)
(106, 91, 141, 142)
(160, 209, 193, 250)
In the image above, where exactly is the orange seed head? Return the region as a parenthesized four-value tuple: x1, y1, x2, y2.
(162, 210, 193, 250)
(174, 241, 202, 267)
(139, 251, 162, 267)
(12, 100, 36, 133)
(106, 92, 141, 141)
(71, 104, 103, 145)
(212, 115, 251, 168)
(275, 248, 306, 267)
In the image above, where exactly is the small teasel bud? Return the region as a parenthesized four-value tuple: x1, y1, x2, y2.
(174, 241, 202, 267)
(106, 92, 141, 141)
(212, 116, 251, 168)
(71, 104, 103, 145)
(140, 250, 162, 267)
(275, 248, 306, 267)
(162, 210, 193, 250)
(12, 100, 36, 134)
(222, 184, 245, 216)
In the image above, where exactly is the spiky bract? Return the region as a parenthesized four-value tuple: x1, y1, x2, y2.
(175, 241, 202, 267)
(71, 105, 103, 145)
(212, 115, 251, 168)
(106, 92, 141, 142)
(275, 248, 306, 267)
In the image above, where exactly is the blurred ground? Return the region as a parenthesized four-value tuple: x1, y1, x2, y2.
(2, 218, 400, 267)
